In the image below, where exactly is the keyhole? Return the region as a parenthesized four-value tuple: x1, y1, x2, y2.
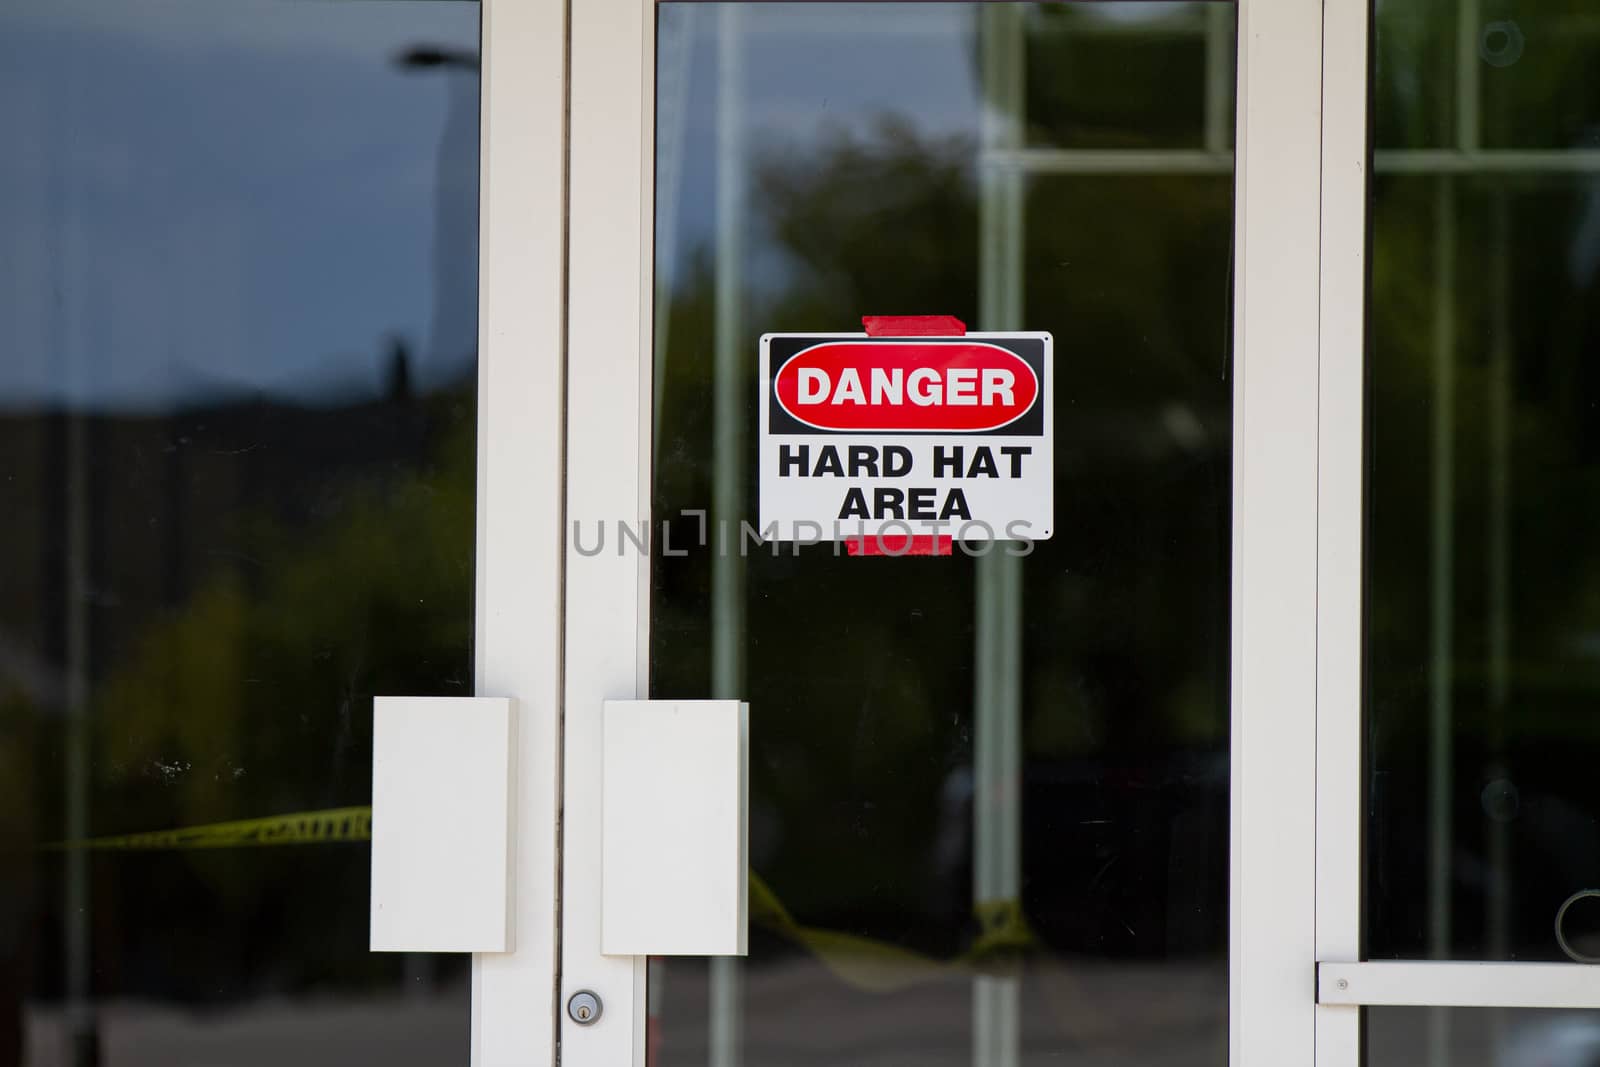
(568, 991, 602, 1025)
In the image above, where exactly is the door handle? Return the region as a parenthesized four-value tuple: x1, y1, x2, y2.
(599, 699, 748, 957)
(370, 696, 514, 953)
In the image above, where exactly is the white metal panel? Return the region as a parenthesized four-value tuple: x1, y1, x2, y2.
(371, 697, 513, 953)
(565, 0, 654, 1061)
(1315, 0, 1369, 1064)
(1320, 962, 1600, 1009)
(600, 700, 748, 957)
(1231, 0, 1324, 1065)
(471, 0, 568, 1061)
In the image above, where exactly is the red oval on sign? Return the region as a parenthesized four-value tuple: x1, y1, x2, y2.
(774, 341, 1038, 432)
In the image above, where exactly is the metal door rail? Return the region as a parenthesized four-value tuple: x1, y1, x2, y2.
(1319, 961, 1600, 1009)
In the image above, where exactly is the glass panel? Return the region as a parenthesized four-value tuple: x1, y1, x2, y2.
(1367, 1007, 1600, 1067)
(0, 2, 479, 1063)
(1479, 6, 1600, 151)
(1023, 4, 1234, 152)
(650, 3, 1234, 1064)
(1373, 0, 1600, 152)
(1371, 0, 1458, 150)
(1366, 3, 1600, 961)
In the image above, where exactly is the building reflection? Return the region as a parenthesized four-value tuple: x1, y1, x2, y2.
(0, 2, 480, 1064)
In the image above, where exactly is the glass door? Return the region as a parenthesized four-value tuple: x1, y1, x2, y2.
(0, 2, 489, 1064)
(0, 1, 573, 1062)
(649, 5, 1234, 1065)
(563, 1, 1331, 1065)
(1316, 0, 1600, 1062)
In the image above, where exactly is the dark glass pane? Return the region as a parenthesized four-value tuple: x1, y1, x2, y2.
(1479, 3, 1600, 150)
(1367, 1006, 1600, 1067)
(1372, 0, 1458, 150)
(649, 4, 1233, 1064)
(1367, 4, 1600, 963)
(1373, 1, 1600, 151)
(0, 2, 479, 1063)
(1024, 4, 1235, 152)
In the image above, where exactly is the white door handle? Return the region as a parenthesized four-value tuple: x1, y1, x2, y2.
(600, 699, 748, 957)
(370, 696, 514, 953)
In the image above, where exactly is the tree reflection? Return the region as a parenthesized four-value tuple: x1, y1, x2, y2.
(655, 108, 1231, 971)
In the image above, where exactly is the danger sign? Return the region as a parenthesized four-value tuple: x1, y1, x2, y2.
(759, 332, 1053, 544)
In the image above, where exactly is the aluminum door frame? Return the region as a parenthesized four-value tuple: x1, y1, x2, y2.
(1314, 0, 1367, 1062)
(1312, 0, 1600, 1053)
(558, 1, 1332, 1065)
(471, 2, 568, 1065)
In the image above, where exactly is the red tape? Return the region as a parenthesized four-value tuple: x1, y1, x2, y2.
(843, 316, 966, 558)
(845, 534, 954, 557)
(861, 315, 967, 337)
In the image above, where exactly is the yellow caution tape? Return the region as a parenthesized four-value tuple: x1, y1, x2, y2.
(747, 869, 953, 992)
(971, 896, 1035, 955)
(45, 806, 371, 851)
(48, 805, 1033, 993)
(749, 870, 1035, 992)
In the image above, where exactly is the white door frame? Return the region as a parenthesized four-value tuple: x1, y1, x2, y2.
(470, 1, 567, 1065)
(1230, 0, 1326, 1058)
(483, 0, 1600, 1062)
(1311, 0, 1600, 1044)
(549, 1, 1329, 1066)
(1312, 0, 1369, 1063)
(560, 0, 656, 1061)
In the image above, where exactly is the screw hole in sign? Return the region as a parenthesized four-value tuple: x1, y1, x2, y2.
(845, 316, 968, 557)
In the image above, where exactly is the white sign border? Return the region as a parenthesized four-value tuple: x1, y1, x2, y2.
(757, 330, 1054, 544)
